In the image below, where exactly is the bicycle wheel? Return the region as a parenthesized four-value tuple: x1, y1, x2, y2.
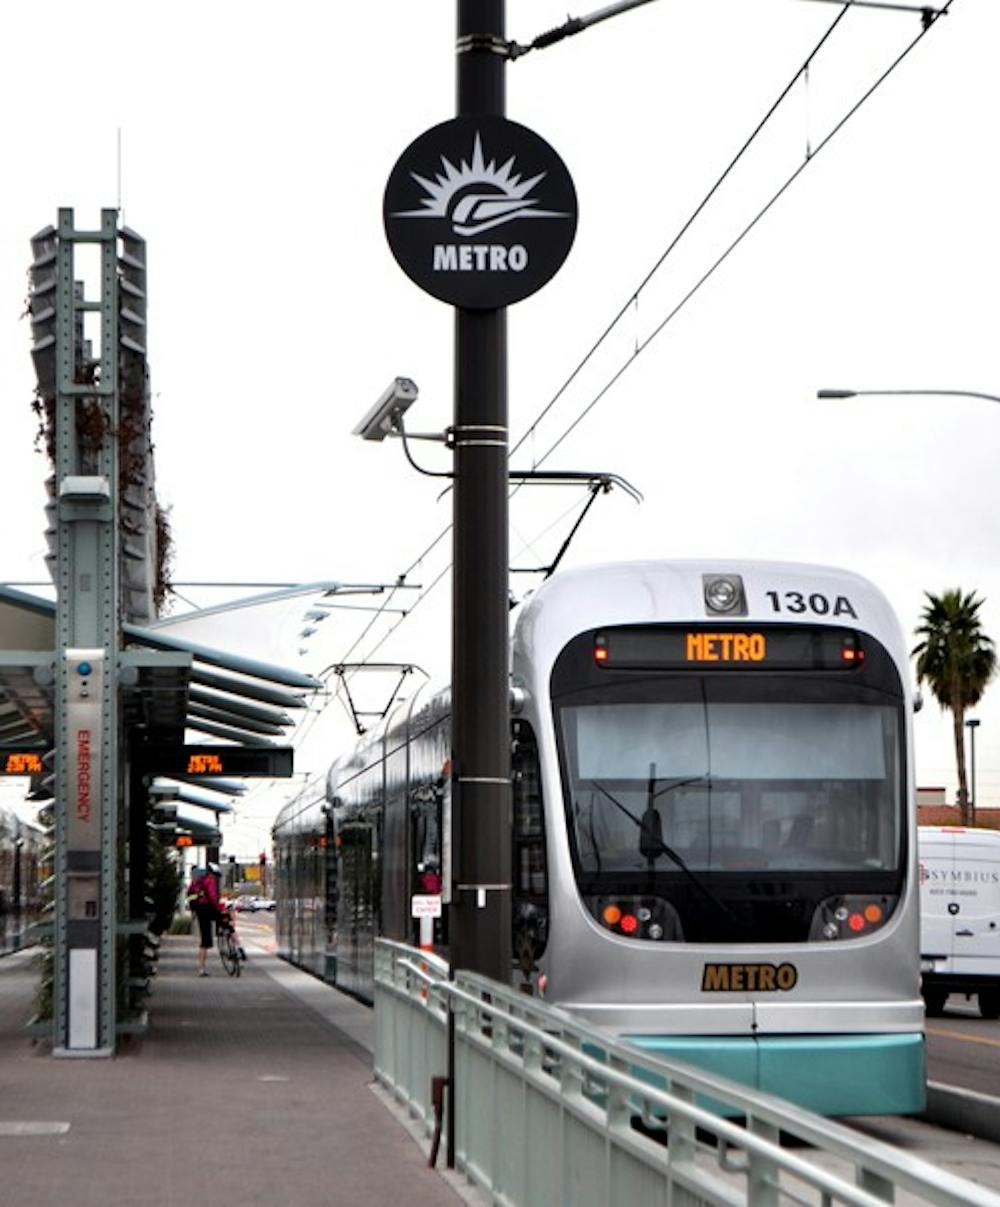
(218, 929, 240, 977)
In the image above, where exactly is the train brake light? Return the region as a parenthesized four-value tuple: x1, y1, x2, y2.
(588, 895, 682, 941)
(810, 894, 897, 941)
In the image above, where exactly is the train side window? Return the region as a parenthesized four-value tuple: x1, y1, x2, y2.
(325, 810, 337, 943)
(512, 719, 549, 978)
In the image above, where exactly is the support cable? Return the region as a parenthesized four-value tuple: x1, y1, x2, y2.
(510, 2, 854, 463)
(526, 1, 952, 470)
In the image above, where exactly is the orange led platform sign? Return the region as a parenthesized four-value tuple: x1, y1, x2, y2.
(142, 745, 294, 778)
(0, 751, 44, 776)
(187, 753, 224, 774)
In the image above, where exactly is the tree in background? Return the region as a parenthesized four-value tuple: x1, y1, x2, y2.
(147, 832, 183, 935)
(913, 589, 996, 825)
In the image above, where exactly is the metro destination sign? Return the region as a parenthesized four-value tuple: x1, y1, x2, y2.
(594, 626, 866, 671)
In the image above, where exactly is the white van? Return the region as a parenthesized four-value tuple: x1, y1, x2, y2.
(918, 825, 1000, 1018)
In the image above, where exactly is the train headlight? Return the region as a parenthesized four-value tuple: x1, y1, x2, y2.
(703, 574, 746, 616)
(586, 894, 683, 942)
(809, 894, 897, 941)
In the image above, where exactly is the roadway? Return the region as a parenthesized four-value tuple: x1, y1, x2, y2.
(926, 994, 1000, 1098)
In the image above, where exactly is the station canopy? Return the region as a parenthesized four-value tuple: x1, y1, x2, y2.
(0, 583, 321, 766)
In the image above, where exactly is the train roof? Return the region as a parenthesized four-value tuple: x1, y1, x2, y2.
(513, 557, 907, 671)
(325, 679, 450, 804)
(272, 774, 326, 834)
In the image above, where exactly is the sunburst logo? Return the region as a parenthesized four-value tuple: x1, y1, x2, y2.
(384, 114, 577, 306)
(393, 132, 570, 237)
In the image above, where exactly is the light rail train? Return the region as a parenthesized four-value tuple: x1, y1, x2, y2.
(275, 559, 924, 1115)
(0, 805, 46, 956)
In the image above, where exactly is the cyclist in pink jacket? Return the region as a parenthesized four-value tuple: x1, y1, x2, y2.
(186, 863, 224, 976)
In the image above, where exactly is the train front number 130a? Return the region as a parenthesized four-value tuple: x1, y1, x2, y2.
(765, 590, 857, 618)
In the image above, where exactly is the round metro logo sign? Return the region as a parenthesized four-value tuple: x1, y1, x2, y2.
(384, 115, 578, 310)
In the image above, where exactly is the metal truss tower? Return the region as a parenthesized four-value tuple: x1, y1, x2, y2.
(28, 208, 147, 1054)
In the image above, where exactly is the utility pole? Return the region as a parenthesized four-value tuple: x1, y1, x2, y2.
(967, 717, 980, 825)
(450, 0, 512, 980)
(385, 2, 574, 981)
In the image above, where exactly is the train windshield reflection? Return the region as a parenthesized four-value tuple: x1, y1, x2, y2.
(558, 694, 901, 876)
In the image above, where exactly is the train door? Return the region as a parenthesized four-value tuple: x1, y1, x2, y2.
(324, 811, 337, 982)
(382, 782, 409, 942)
(511, 718, 548, 990)
(338, 817, 379, 1002)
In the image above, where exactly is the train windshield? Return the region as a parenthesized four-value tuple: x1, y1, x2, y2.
(551, 628, 906, 943)
(560, 692, 899, 874)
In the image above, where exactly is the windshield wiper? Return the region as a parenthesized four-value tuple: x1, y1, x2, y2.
(589, 777, 745, 930)
(641, 770, 711, 861)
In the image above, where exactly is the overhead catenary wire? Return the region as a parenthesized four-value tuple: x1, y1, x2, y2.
(510, 0, 854, 463)
(526, 0, 951, 469)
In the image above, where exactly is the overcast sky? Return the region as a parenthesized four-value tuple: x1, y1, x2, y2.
(2, 0, 998, 853)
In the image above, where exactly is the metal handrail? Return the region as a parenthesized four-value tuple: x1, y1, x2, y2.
(375, 939, 1000, 1207)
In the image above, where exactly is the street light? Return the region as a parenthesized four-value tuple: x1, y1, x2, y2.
(818, 388, 1000, 405)
(967, 717, 981, 818)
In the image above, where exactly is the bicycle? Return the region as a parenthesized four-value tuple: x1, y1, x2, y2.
(217, 917, 242, 977)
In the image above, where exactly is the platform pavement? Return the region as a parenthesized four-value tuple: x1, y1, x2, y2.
(0, 931, 473, 1207)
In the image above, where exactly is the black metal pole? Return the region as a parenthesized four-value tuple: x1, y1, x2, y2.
(450, 0, 512, 982)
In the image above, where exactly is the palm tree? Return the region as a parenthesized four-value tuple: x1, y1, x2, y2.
(913, 589, 996, 825)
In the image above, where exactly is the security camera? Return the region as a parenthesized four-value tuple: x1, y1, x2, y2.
(352, 377, 419, 442)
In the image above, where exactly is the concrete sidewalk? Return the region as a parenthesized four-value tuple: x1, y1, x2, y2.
(0, 934, 466, 1207)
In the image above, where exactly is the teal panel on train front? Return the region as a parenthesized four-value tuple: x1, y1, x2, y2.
(627, 1037, 759, 1118)
(626, 1033, 926, 1117)
(756, 1034, 926, 1116)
